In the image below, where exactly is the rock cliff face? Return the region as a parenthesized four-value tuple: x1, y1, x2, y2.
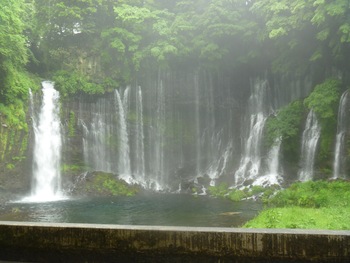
(0, 116, 32, 200)
(1, 68, 349, 199)
(60, 69, 242, 192)
(56, 69, 320, 193)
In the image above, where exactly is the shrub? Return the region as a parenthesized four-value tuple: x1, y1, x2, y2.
(53, 70, 105, 97)
(304, 78, 341, 162)
(266, 180, 350, 208)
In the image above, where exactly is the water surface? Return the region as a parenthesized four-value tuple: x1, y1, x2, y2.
(1, 194, 261, 227)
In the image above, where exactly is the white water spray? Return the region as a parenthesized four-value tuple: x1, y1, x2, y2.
(115, 89, 131, 181)
(24, 81, 64, 202)
(194, 74, 202, 176)
(235, 78, 269, 186)
(135, 86, 145, 183)
(253, 137, 283, 187)
(205, 134, 233, 186)
(333, 90, 349, 179)
(298, 110, 321, 181)
(149, 78, 166, 190)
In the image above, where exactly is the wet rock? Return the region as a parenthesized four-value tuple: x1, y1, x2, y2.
(69, 171, 140, 197)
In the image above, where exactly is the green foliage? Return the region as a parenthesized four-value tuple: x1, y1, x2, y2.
(245, 180, 350, 229)
(266, 100, 304, 162)
(62, 164, 85, 173)
(304, 79, 341, 162)
(19, 0, 350, 92)
(0, 0, 36, 113)
(304, 79, 340, 121)
(0, 124, 28, 172)
(0, 103, 26, 131)
(266, 100, 304, 145)
(34, 0, 103, 41)
(227, 190, 247, 202)
(6, 163, 15, 170)
(0, 0, 28, 67)
(250, 0, 350, 69)
(86, 172, 139, 196)
(0, 71, 39, 130)
(53, 70, 104, 96)
(208, 183, 229, 198)
(208, 183, 275, 202)
(244, 206, 350, 230)
(68, 111, 76, 137)
(266, 180, 350, 208)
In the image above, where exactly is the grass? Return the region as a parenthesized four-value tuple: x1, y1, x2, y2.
(243, 180, 350, 230)
(244, 207, 350, 229)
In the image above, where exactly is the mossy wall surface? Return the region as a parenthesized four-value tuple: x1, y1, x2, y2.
(0, 116, 31, 196)
(0, 222, 349, 262)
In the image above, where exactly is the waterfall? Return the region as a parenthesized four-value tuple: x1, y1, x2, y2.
(234, 78, 270, 186)
(135, 86, 145, 184)
(206, 138, 233, 186)
(253, 137, 283, 187)
(74, 70, 235, 192)
(267, 138, 282, 177)
(90, 117, 111, 172)
(192, 72, 234, 187)
(333, 90, 349, 179)
(194, 74, 202, 176)
(151, 78, 166, 190)
(298, 110, 321, 181)
(24, 81, 64, 202)
(28, 89, 35, 122)
(79, 97, 115, 173)
(115, 89, 131, 181)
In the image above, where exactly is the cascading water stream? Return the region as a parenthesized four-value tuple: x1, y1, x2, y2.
(152, 78, 166, 190)
(234, 78, 269, 186)
(24, 81, 64, 202)
(91, 118, 110, 172)
(194, 74, 202, 176)
(135, 86, 145, 184)
(206, 137, 233, 186)
(298, 110, 321, 181)
(267, 138, 282, 177)
(28, 89, 35, 122)
(78, 97, 116, 173)
(333, 90, 349, 179)
(253, 137, 283, 187)
(115, 89, 131, 181)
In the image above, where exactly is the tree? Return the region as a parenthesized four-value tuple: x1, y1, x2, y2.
(249, 0, 350, 74)
(0, 0, 29, 104)
(0, 0, 39, 130)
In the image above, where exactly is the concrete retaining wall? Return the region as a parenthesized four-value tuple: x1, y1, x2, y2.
(0, 221, 349, 262)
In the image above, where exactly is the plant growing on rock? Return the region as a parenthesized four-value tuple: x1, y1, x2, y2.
(304, 78, 341, 164)
(71, 172, 139, 197)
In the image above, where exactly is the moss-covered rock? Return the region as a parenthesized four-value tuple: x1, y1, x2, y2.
(70, 171, 139, 197)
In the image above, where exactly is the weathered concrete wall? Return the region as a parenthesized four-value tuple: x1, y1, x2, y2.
(0, 221, 349, 262)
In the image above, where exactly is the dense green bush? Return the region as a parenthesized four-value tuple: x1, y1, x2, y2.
(79, 172, 139, 196)
(267, 180, 350, 208)
(304, 79, 341, 121)
(208, 183, 229, 198)
(266, 100, 304, 162)
(266, 100, 304, 145)
(53, 70, 105, 97)
(244, 180, 350, 230)
(244, 206, 350, 230)
(304, 78, 341, 163)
